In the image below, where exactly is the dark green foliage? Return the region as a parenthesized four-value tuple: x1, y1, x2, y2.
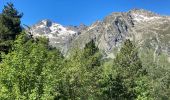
(100, 39, 148, 100)
(114, 39, 144, 77)
(82, 39, 101, 70)
(101, 74, 131, 100)
(0, 3, 22, 53)
(56, 40, 102, 99)
(114, 39, 147, 99)
(83, 39, 99, 57)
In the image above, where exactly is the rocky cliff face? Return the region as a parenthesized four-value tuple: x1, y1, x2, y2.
(29, 9, 170, 58)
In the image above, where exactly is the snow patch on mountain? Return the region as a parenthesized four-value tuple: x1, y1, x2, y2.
(29, 20, 78, 53)
(132, 14, 161, 22)
(49, 23, 76, 36)
(31, 20, 77, 38)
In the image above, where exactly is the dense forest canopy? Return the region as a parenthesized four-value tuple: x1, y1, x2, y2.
(0, 3, 170, 100)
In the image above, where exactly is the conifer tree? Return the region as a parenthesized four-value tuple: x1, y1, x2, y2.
(101, 39, 146, 99)
(114, 39, 146, 99)
(114, 39, 144, 78)
(0, 2, 22, 53)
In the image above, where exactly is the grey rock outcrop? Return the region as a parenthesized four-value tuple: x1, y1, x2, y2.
(29, 9, 170, 59)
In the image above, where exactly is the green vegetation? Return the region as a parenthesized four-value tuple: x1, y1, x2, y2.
(0, 3, 170, 100)
(0, 3, 22, 54)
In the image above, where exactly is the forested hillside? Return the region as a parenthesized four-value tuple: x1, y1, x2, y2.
(0, 3, 170, 100)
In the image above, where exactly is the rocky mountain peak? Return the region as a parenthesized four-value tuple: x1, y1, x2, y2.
(38, 19, 53, 27)
(129, 8, 158, 17)
(66, 23, 88, 33)
(29, 20, 78, 54)
(29, 9, 170, 59)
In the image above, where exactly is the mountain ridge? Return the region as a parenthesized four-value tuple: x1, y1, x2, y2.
(28, 9, 170, 60)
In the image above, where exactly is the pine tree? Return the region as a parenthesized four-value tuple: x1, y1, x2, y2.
(82, 39, 101, 69)
(101, 39, 146, 99)
(83, 39, 99, 58)
(81, 39, 102, 98)
(114, 39, 146, 99)
(0, 2, 22, 54)
(114, 39, 144, 78)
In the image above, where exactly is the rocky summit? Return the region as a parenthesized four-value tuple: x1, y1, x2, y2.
(29, 9, 170, 58)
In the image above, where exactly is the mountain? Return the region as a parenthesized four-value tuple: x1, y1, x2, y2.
(29, 9, 170, 59)
(29, 19, 77, 53)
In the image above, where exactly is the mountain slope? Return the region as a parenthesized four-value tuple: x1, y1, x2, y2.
(29, 9, 170, 59)
(70, 9, 170, 58)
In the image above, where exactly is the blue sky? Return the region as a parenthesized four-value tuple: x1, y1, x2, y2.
(0, 0, 170, 26)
